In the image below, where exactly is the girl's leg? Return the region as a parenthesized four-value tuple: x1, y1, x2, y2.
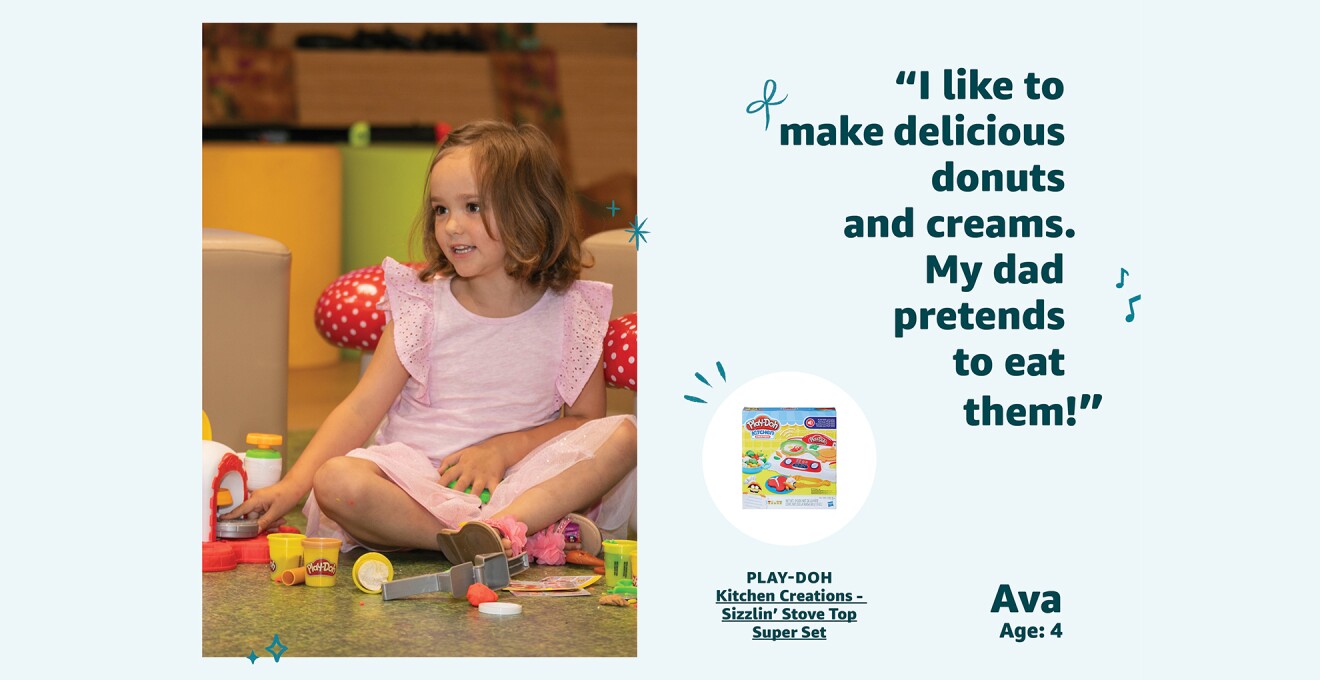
(490, 418, 637, 534)
(313, 456, 447, 550)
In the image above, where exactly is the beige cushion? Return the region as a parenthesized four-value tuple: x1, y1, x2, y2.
(583, 230, 637, 415)
(203, 228, 291, 453)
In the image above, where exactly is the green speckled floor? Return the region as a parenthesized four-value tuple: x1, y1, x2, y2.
(203, 509, 636, 657)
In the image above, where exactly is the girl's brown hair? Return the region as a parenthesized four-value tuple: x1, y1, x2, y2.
(414, 120, 586, 292)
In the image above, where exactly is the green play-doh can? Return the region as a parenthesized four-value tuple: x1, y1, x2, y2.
(602, 539, 638, 588)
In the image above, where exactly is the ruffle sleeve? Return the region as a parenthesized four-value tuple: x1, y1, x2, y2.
(378, 257, 436, 406)
(557, 280, 613, 407)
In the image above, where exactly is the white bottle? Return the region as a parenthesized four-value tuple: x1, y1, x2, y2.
(243, 432, 283, 492)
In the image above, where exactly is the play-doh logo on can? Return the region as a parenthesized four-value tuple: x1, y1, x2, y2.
(744, 414, 780, 439)
(307, 558, 337, 577)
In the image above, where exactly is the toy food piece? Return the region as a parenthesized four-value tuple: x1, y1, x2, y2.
(280, 567, 307, 586)
(599, 594, 631, 607)
(742, 451, 768, 472)
(779, 440, 807, 456)
(466, 583, 498, 606)
(352, 553, 395, 594)
(807, 444, 837, 463)
(566, 550, 605, 567)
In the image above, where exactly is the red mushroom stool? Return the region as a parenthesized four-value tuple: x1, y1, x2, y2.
(603, 312, 638, 391)
(315, 263, 426, 359)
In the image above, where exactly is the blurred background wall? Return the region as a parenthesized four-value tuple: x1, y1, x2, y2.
(202, 23, 637, 369)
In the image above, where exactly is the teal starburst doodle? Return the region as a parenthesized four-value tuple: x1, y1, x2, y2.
(627, 215, 649, 250)
(265, 634, 288, 662)
(247, 650, 259, 664)
(684, 361, 727, 403)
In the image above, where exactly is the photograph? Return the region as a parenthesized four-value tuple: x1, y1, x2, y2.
(201, 22, 639, 657)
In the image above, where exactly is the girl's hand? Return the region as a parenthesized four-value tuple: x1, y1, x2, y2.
(221, 479, 303, 532)
(437, 441, 511, 500)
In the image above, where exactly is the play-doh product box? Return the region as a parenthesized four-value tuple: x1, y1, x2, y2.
(741, 407, 837, 509)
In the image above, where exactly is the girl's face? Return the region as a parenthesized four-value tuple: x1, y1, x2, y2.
(429, 147, 508, 283)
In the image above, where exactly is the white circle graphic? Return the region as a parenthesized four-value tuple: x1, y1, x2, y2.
(701, 372, 876, 545)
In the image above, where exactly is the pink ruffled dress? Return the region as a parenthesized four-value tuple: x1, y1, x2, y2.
(304, 258, 637, 551)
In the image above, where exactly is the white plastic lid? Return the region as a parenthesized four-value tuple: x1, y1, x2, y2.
(478, 602, 522, 616)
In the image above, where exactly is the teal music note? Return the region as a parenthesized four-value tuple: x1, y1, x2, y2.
(1116, 268, 1129, 288)
(1125, 294, 1141, 322)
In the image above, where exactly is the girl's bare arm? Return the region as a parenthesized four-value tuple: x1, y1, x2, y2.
(223, 324, 410, 529)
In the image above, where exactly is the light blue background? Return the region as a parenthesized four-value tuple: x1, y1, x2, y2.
(7, 1, 1315, 677)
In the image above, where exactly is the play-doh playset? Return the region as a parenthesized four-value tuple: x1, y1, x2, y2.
(742, 407, 837, 509)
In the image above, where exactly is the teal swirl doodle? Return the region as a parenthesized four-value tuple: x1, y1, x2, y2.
(746, 79, 787, 130)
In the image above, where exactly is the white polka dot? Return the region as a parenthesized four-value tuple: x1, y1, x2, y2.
(351, 308, 359, 315)
(360, 321, 367, 328)
(610, 352, 616, 360)
(336, 304, 342, 310)
(332, 324, 338, 330)
(341, 316, 348, 323)
(607, 340, 614, 346)
(622, 344, 629, 351)
(617, 366, 624, 373)
(372, 313, 379, 320)
(628, 379, 635, 385)
(628, 356, 635, 364)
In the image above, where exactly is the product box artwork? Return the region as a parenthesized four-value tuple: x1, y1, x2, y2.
(742, 407, 837, 509)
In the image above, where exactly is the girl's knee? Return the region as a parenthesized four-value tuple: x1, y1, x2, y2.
(312, 456, 372, 503)
(608, 418, 637, 467)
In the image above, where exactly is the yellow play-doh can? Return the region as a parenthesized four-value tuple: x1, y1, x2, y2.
(267, 533, 305, 581)
(352, 553, 394, 594)
(301, 537, 342, 587)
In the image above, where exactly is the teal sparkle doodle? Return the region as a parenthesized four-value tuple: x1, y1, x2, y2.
(626, 215, 649, 250)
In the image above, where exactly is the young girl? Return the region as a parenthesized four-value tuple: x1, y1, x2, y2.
(225, 121, 637, 565)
